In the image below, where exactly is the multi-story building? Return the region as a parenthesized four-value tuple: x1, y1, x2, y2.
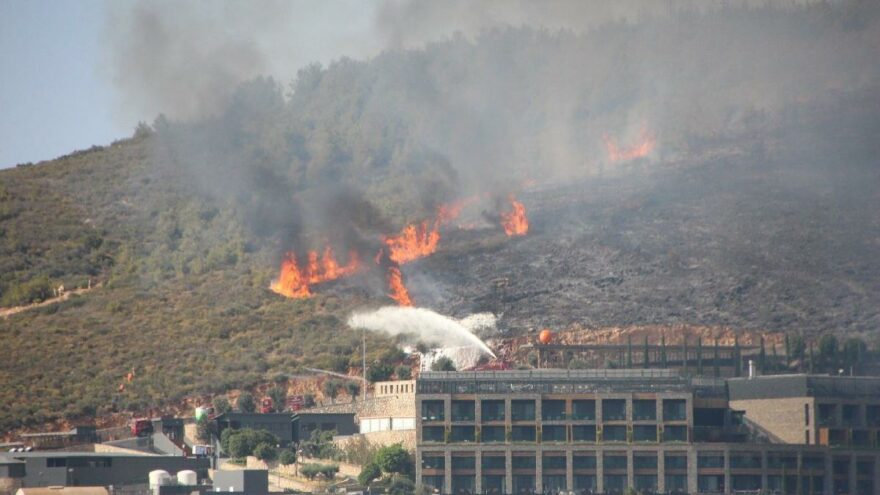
(415, 370, 880, 495)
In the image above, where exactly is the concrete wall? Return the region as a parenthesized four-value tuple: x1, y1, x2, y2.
(730, 397, 813, 444)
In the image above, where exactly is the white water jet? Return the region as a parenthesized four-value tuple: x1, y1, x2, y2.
(347, 306, 496, 358)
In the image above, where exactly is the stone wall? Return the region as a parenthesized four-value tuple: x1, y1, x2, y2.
(307, 395, 415, 418)
(730, 396, 812, 444)
(0, 477, 22, 495)
(337, 430, 416, 452)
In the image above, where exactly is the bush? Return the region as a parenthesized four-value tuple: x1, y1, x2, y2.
(358, 461, 381, 486)
(344, 381, 361, 399)
(196, 415, 211, 443)
(387, 474, 415, 495)
(430, 356, 456, 372)
(375, 444, 413, 477)
(279, 449, 297, 466)
(367, 362, 394, 382)
(236, 392, 256, 412)
(214, 396, 232, 415)
(253, 442, 278, 462)
(395, 365, 412, 380)
(221, 428, 279, 458)
(268, 386, 287, 412)
(342, 435, 379, 466)
(300, 462, 339, 480)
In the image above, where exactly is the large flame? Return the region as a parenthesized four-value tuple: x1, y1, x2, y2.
(603, 130, 656, 162)
(270, 247, 361, 298)
(501, 195, 529, 236)
(382, 202, 464, 264)
(387, 266, 413, 306)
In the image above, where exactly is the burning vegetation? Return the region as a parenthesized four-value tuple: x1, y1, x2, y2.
(501, 195, 529, 236)
(269, 247, 361, 298)
(603, 130, 656, 162)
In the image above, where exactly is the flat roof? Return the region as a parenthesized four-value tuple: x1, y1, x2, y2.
(728, 374, 880, 400)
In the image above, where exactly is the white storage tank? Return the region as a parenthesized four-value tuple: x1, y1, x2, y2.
(149, 469, 170, 495)
(177, 470, 198, 486)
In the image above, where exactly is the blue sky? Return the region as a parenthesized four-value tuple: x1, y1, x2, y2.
(0, 1, 130, 169)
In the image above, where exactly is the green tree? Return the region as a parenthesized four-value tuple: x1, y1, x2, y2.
(236, 392, 256, 413)
(253, 442, 278, 462)
(818, 334, 839, 371)
(196, 415, 211, 443)
(344, 381, 361, 400)
(842, 337, 866, 372)
(268, 386, 287, 412)
(367, 362, 394, 382)
(214, 396, 232, 416)
(431, 357, 456, 372)
(323, 380, 341, 403)
(387, 474, 416, 495)
(303, 393, 316, 408)
(642, 336, 649, 369)
(279, 449, 297, 466)
(375, 444, 413, 477)
(395, 365, 412, 380)
(358, 461, 382, 486)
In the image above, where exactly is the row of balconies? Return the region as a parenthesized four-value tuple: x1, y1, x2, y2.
(421, 424, 690, 444)
(422, 399, 689, 423)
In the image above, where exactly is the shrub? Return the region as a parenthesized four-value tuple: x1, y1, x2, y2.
(236, 392, 256, 412)
(268, 386, 287, 412)
(430, 357, 456, 372)
(300, 462, 339, 480)
(253, 442, 278, 462)
(395, 365, 412, 380)
(375, 444, 413, 477)
(387, 474, 416, 494)
(358, 461, 381, 486)
(214, 396, 232, 416)
(367, 362, 394, 382)
(279, 449, 297, 466)
(222, 428, 279, 458)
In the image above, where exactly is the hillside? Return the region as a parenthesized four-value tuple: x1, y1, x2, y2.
(2, 3, 879, 434)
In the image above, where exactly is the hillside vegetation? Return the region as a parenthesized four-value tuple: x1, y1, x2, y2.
(1, 2, 879, 433)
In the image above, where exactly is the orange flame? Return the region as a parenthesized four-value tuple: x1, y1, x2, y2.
(382, 202, 464, 265)
(501, 195, 529, 236)
(270, 247, 361, 298)
(603, 130, 656, 162)
(387, 266, 413, 306)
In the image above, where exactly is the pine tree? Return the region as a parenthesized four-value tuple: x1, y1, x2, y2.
(697, 337, 704, 375)
(642, 336, 650, 369)
(627, 336, 633, 369)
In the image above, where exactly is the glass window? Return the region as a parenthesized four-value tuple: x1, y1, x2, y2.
(452, 475, 475, 494)
(634, 475, 658, 493)
(422, 475, 445, 492)
(604, 454, 627, 470)
(572, 400, 596, 420)
(573, 455, 597, 469)
(574, 475, 597, 491)
(482, 475, 505, 494)
(663, 399, 687, 421)
(767, 453, 797, 469)
(47, 458, 67, 468)
(572, 425, 596, 442)
(451, 425, 475, 443)
(603, 399, 626, 421)
(512, 456, 536, 469)
(512, 425, 536, 442)
(730, 453, 762, 469)
(604, 474, 627, 494)
(802, 457, 825, 471)
(699, 475, 725, 493)
(543, 425, 566, 442)
(481, 426, 505, 443)
(512, 475, 535, 494)
(482, 400, 505, 422)
(452, 401, 475, 422)
(422, 455, 445, 469)
(731, 475, 762, 491)
(422, 400, 445, 421)
(633, 400, 657, 420)
(542, 400, 566, 420)
(543, 455, 566, 470)
(633, 425, 658, 442)
(542, 474, 566, 493)
(634, 454, 657, 469)
(666, 474, 688, 493)
(482, 455, 505, 470)
(698, 453, 724, 468)
(452, 456, 475, 470)
(663, 425, 687, 442)
(665, 454, 688, 470)
(512, 400, 536, 421)
(603, 425, 627, 442)
(422, 426, 444, 442)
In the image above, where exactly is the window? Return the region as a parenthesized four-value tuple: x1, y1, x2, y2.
(699, 475, 725, 493)
(451, 425, 475, 443)
(512, 425, 536, 442)
(818, 404, 837, 426)
(542, 400, 566, 420)
(666, 474, 688, 493)
(452, 401, 475, 422)
(422, 455, 445, 469)
(665, 454, 688, 470)
(805, 404, 810, 426)
(47, 458, 67, 468)
(857, 459, 874, 477)
(731, 475, 762, 491)
(767, 475, 798, 495)
(572, 400, 596, 420)
(842, 404, 859, 426)
(512, 400, 536, 421)
(572, 425, 596, 442)
(512, 456, 536, 469)
(633, 454, 657, 470)
(452, 456, 475, 470)
(574, 475, 597, 491)
(634, 475, 658, 493)
(482, 400, 505, 422)
(730, 453, 762, 469)
(542, 455, 566, 470)
(663, 399, 687, 421)
(573, 455, 597, 469)
(543, 474, 566, 493)
(633, 425, 658, 442)
(833, 458, 850, 476)
(482, 455, 505, 470)
(482, 475, 505, 494)
(422, 426, 444, 442)
(604, 454, 627, 470)
(698, 453, 724, 468)
(452, 475, 475, 494)
(603, 425, 627, 442)
(604, 474, 627, 494)
(481, 426, 505, 443)
(802, 457, 825, 471)
(633, 400, 657, 420)
(603, 399, 626, 421)
(512, 475, 535, 494)
(866, 405, 880, 426)
(543, 425, 566, 442)
(767, 453, 797, 469)
(422, 475, 445, 491)
(663, 425, 687, 442)
(422, 400, 444, 421)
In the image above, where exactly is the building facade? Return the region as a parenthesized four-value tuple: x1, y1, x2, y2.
(415, 370, 880, 495)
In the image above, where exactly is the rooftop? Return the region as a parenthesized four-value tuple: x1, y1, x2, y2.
(728, 374, 880, 400)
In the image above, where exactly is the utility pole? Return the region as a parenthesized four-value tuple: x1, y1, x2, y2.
(362, 329, 367, 401)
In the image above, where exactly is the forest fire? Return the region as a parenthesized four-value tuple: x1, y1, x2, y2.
(270, 247, 361, 298)
(382, 202, 464, 264)
(501, 195, 529, 236)
(603, 130, 656, 162)
(386, 266, 413, 306)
